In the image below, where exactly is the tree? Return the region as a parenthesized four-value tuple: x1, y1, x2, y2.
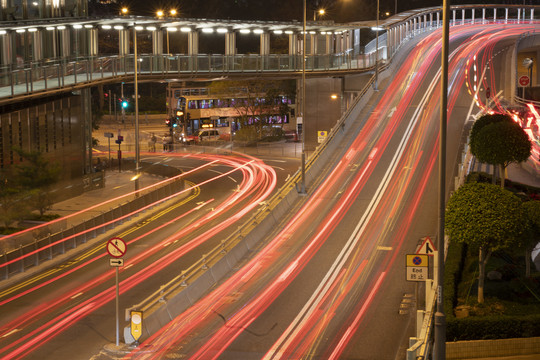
(13, 148, 61, 216)
(522, 200, 540, 277)
(0, 169, 31, 229)
(445, 182, 526, 303)
(469, 114, 532, 188)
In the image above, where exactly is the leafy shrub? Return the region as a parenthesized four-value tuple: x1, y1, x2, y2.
(445, 240, 467, 319)
(447, 314, 540, 341)
(234, 126, 259, 143)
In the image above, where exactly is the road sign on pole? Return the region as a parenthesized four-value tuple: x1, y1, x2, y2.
(416, 236, 436, 256)
(406, 254, 428, 281)
(131, 311, 143, 343)
(109, 258, 124, 267)
(519, 75, 530, 87)
(106, 237, 127, 346)
(107, 237, 127, 258)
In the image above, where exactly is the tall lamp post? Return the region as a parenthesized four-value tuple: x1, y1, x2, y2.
(434, 0, 450, 359)
(374, 0, 379, 90)
(133, 25, 140, 193)
(314, 8, 325, 21)
(300, 0, 307, 194)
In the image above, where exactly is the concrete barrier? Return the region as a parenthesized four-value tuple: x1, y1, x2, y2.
(446, 337, 540, 359)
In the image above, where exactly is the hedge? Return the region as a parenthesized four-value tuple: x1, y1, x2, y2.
(444, 172, 540, 341)
(444, 240, 467, 320)
(447, 314, 540, 341)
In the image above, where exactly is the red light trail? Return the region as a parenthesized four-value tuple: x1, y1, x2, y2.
(0, 153, 276, 359)
(123, 22, 540, 360)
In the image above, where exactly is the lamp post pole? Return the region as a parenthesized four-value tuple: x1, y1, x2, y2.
(434, 1, 450, 359)
(133, 25, 140, 193)
(300, 0, 307, 194)
(375, 0, 379, 91)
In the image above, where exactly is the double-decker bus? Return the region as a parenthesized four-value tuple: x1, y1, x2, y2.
(166, 86, 295, 142)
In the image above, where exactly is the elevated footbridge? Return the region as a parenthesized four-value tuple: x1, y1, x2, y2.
(1, 4, 538, 106)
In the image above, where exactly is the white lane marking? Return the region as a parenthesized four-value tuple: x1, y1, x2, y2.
(2, 329, 21, 338)
(265, 56, 442, 360)
(71, 292, 83, 299)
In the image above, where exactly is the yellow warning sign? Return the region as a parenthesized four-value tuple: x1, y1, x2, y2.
(317, 130, 328, 143)
(131, 310, 143, 342)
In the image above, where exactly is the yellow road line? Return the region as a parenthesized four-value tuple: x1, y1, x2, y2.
(0, 183, 199, 300)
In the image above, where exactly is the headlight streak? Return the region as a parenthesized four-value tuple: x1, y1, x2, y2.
(211, 24, 531, 360)
(126, 150, 379, 359)
(0, 183, 201, 304)
(0, 196, 211, 333)
(126, 28, 444, 360)
(0, 160, 221, 271)
(0, 156, 249, 305)
(0, 155, 277, 359)
(0, 159, 220, 245)
(460, 24, 540, 170)
(132, 54, 426, 358)
(6, 22, 534, 360)
(326, 24, 532, 359)
(328, 271, 386, 360)
(264, 35, 445, 360)
(126, 23, 540, 360)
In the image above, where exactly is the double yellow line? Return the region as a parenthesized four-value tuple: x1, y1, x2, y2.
(0, 182, 199, 300)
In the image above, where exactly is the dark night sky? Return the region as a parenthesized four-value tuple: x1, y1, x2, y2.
(103, 1, 535, 23)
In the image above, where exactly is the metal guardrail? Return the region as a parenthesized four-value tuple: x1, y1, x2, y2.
(0, 163, 184, 280)
(0, 53, 378, 103)
(2, 6, 537, 105)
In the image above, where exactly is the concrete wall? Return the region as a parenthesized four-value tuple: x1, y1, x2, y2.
(304, 77, 343, 151)
(447, 337, 540, 359)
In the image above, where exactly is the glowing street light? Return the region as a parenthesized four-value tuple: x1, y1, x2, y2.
(156, 10, 164, 18)
(170, 9, 177, 16)
(314, 8, 325, 21)
(121, 7, 128, 15)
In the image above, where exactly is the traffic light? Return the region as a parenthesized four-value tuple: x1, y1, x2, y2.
(175, 109, 184, 128)
(165, 118, 172, 127)
(122, 99, 129, 109)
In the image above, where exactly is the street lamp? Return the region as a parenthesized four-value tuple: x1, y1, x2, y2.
(156, 10, 164, 18)
(434, 1, 450, 359)
(374, 0, 379, 91)
(133, 24, 140, 193)
(299, 0, 307, 194)
(121, 7, 128, 16)
(170, 9, 177, 16)
(314, 8, 325, 21)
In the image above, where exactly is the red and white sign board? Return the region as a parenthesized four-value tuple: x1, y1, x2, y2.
(107, 237, 127, 258)
(519, 75, 530, 87)
(416, 236, 436, 256)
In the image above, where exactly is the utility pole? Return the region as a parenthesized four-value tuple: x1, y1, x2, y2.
(133, 25, 140, 193)
(375, 0, 380, 91)
(299, 0, 307, 195)
(434, 1, 450, 359)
